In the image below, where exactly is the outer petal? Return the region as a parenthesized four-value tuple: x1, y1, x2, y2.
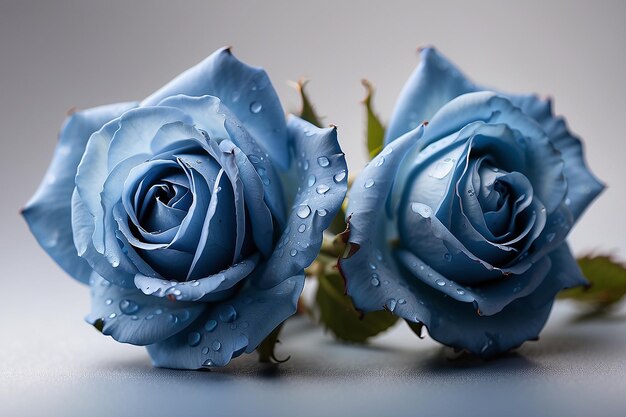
(509, 95, 604, 221)
(260, 116, 348, 288)
(146, 275, 304, 369)
(134, 254, 260, 302)
(340, 126, 425, 312)
(385, 47, 474, 144)
(86, 273, 204, 345)
(22, 102, 137, 283)
(142, 48, 290, 169)
(395, 249, 550, 316)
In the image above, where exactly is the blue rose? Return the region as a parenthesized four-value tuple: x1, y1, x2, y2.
(340, 48, 604, 356)
(23, 48, 347, 368)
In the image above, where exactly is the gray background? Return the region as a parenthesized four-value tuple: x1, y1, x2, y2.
(1, 1, 625, 416)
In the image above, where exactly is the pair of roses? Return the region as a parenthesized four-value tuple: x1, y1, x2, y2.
(23, 47, 603, 368)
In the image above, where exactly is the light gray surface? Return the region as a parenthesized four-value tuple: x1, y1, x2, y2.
(1, 1, 625, 416)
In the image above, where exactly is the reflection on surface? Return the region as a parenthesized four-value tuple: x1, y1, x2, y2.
(4, 301, 626, 417)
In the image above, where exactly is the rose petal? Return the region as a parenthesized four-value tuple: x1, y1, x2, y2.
(22, 101, 137, 283)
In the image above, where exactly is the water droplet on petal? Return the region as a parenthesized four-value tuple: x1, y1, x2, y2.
(387, 298, 397, 312)
(316, 184, 330, 194)
(250, 101, 262, 113)
(376, 157, 385, 167)
(190, 280, 200, 287)
(429, 159, 454, 179)
(296, 205, 311, 219)
(317, 156, 330, 167)
(298, 224, 306, 233)
(211, 340, 222, 351)
(303, 160, 309, 170)
(108, 313, 117, 319)
(104, 298, 113, 306)
(119, 299, 139, 315)
(546, 232, 556, 242)
(364, 179, 375, 188)
(398, 298, 406, 305)
(317, 209, 327, 216)
(204, 319, 218, 332)
(201, 347, 210, 355)
(371, 275, 380, 287)
(290, 249, 298, 257)
(333, 171, 346, 183)
(435, 279, 446, 287)
(249, 155, 261, 164)
(443, 253, 452, 262)
(188, 332, 202, 347)
(111, 259, 120, 268)
(456, 288, 466, 295)
(307, 175, 316, 187)
(218, 305, 237, 323)
(203, 359, 214, 367)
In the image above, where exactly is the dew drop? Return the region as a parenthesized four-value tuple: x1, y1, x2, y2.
(188, 332, 202, 347)
(248, 155, 261, 164)
(376, 156, 385, 167)
(429, 159, 454, 179)
(201, 347, 210, 355)
(443, 253, 452, 262)
(435, 279, 446, 286)
(218, 305, 237, 323)
(307, 175, 316, 187)
(546, 232, 556, 242)
(456, 288, 466, 295)
(296, 205, 311, 219)
(111, 259, 120, 268)
(203, 359, 214, 367)
(387, 298, 397, 312)
(398, 298, 406, 305)
(364, 179, 375, 188)
(317, 208, 327, 216)
(371, 277, 380, 287)
(204, 319, 218, 332)
(290, 249, 298, 257)
(261, 176, 270, 185)
(250, 101, 262, 113)
(104, 298, 113, 306)
(190, 280, 200, 287)
(119, 299, 139, 315)
(145, 314, 154, 320)
(298, 224, 306, 233)
(333, 171, 346, 183)
(317, 156, 330, 167)
(211, 340, 222, 351)
(316, 184, 330, 194)
(303, 160, 309, 170)
(108, 313, 117, 319)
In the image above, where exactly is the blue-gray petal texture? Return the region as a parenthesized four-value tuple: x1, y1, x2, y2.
(142, 48, 290, 169)
(260, 116, 348, 288)
(22, 102, 137, 283)
(146, 274, 304, 369)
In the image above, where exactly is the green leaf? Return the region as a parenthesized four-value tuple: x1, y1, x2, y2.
(362, 79, 386, 159)
(256, 322, 290, 364)
(291, 79, 323, 127)
(316, 272, 398, 343)
(559, 255, 626, 311)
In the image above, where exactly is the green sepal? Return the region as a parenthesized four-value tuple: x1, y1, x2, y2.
(256, 322, 290, 364)
(559, 255, 626, 311)
(291, 79, 323, 127)
(362, 79, 385, 159)
(316, 271, 397, 343)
